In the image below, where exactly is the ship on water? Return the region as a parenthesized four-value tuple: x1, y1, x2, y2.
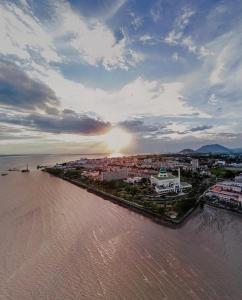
(21, 164, 30, 173)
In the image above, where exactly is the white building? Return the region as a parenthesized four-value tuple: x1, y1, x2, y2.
(235, 173, 242, 183)
(101, 168, 128, 182)
(215, 160, 226, 166)
(124, 177, 142, 184)
(191, 159, 199, 171)
(150, 167, 181, 194)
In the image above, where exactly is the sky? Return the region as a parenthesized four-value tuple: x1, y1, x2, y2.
(0, 0, 242, 154)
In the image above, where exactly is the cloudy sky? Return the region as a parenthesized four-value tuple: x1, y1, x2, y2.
(0, 0, 242, 154)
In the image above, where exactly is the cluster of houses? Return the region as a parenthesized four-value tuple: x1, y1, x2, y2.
(54, 155, 194, 195)
(206, 175, 242, 208)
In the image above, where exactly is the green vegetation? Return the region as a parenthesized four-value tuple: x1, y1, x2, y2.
(45, 167, 63, 176)
(210, 167, 240, 179)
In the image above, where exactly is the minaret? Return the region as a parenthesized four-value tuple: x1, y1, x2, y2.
(178, 168, 181, 187)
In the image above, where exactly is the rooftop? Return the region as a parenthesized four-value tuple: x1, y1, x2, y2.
(151, 174, 177, 180)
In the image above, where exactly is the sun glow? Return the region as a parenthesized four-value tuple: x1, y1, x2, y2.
(103, 127, 132, 152)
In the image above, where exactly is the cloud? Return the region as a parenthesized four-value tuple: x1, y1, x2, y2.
(189, 125, 213, 132)
(0, 60, 59, 111)
(176, 8, 195, 30)
(51, 1, 142, 70)
(208, 93, 219, 105)
(98, 77, 201, 122)
(165, 7, 194, 45)
(182, 23, 242, 122)
(150, 0, 162, 23)
(209, 29, 242, 86)
(119, 118, 168, 133)
(172, 52, 179, 61)
(0, 1, 60, 62)
(130, 12, 143, 30)
(165, 30, 183, 45)
(119, 118, 213, 139)
(0, 0, 142, 71)
(96, 0, 127, 20)
(24, 62, 202, 123)
(139, 34, 158, 45)
(164, 7, 212, 58)
(0, 111, 110, 135)
(181, 36, 213, 58)
(0, 123, 41, 141)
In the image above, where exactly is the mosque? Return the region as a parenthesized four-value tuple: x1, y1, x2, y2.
(150, 167, 181, 194)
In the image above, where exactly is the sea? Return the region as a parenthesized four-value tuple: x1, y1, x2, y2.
(0, 154, 242, 299)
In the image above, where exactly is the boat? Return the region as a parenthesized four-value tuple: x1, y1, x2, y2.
(21, 164, 30, 173)
(1, 173, 8, 176)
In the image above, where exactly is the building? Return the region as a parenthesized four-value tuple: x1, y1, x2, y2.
(128, 168, 157, 178)
(235, 173, 242, 183)
(124, 177, 142, 184)
(206, 181, 242, 207)
(101, 168, 128, 182)
(215, 160, 226, 166)
(191, 159, 199, 171)
(150, 167, 181, 194)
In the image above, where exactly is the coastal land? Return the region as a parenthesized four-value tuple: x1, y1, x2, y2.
(44, 153, 216, 227)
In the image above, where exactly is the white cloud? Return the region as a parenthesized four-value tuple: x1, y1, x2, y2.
(176, 8, 195, 30)
(51, 1, 142, 70)
(24, 59, 202, 123)
(172, 52, 179, 61)
(0, 1, 60, 62)
(165, 8, 194, 45)
(205, 27, 242, 93)
(164, 7, 212, 58)
(181, 23, 242, 124)
(165, 30, 183, 45)
(130, 12, 143, 30)
(101, 0, 127, 20)
(208, 93, 219, 105)
(0, 0, 142, 71)
(139, 34, 159, 46)
(139, 34, 153, 44)
(150, 0, 163, 23)
(209, 35, 232, 84)
(182, 36, 214, 58)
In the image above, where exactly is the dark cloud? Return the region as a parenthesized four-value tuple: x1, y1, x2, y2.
(189, 125, 213, 132)
(216, 132, 242, 139)
(0, 134, 38, 141)
(62, 109, 76, 114)
(175, 124, 213, 135)
(0, 112, 110, 135)
(0, 59, 59, 111)
(120, 118, 214, 139)
(0, 124, 39, 140)
(119, 119, 167, 133)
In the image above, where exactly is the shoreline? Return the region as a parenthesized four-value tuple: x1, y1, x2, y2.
(46, 171, 199, 228)
(204, 202, 242, 215)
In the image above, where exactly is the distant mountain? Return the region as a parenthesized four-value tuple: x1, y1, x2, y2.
(178, 144, 242, 155)
(196, 144, 231, 154)
(179, 148, 195, 154)
(232, 148, 242, 154)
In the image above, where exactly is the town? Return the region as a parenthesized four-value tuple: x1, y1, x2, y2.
(45, 151, 242, 225)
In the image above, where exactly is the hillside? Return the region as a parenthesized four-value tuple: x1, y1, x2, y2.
(179, 148, 195, 154)
(196, 144, 231, 154)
